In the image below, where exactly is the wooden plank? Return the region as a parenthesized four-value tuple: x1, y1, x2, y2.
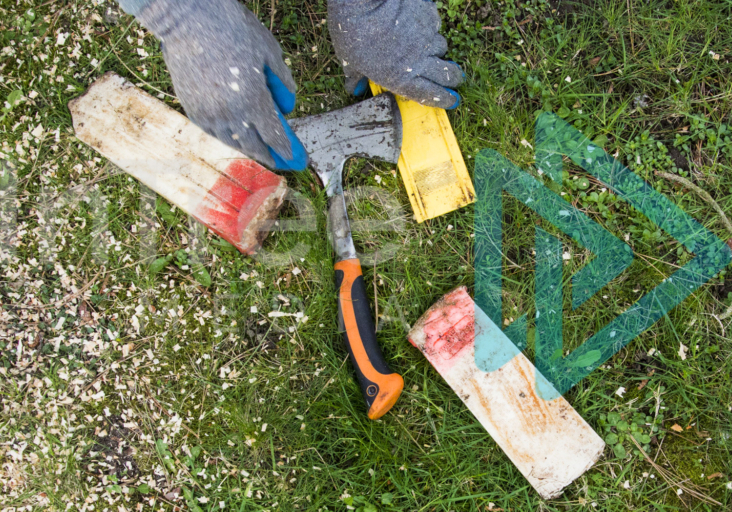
(408, 286, 605, 499)
(69, 72, 287, 255)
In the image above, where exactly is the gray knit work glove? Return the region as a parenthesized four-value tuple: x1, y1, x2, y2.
(328, 0, 464, 108)
(117, 0, 307, 170)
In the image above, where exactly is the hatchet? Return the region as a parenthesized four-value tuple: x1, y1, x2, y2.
(71, 74, 404, 418)
(290, 95, 405, 420)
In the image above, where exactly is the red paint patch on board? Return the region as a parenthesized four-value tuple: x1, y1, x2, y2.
(416, 287, 475, 374)
(194, 159, 284, 253)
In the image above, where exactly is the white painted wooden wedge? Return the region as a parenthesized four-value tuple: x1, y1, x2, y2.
(409, 286, 605, 499)
(69, 72, 287, 255)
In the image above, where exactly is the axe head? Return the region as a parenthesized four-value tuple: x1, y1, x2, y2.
(288, 94, 402, 195)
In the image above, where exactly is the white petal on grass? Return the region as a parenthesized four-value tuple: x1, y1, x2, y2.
(615, 386, 626, 397)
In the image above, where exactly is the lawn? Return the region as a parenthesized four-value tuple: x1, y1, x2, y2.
(2, 0, 732, 510)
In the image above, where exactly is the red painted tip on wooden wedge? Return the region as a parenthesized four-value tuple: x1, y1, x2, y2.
(69, 73, 287, 255)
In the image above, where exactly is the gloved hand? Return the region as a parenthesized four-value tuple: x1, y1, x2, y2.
(328, 0, 464, 109)
(117, 0, 307, 171)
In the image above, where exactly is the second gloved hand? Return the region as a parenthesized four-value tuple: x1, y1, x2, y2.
(120, 0, 307, 171)
(328, 0, 464, 108)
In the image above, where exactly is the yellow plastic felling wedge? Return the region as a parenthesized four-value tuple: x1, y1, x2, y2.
(370, 82, 475, 223)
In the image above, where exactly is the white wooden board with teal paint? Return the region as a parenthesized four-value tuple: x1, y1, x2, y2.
(408, 286, 605, 499)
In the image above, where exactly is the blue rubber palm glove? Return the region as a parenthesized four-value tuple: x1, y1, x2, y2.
(328, 0, 464, 109)
(118, 0, 307, 171)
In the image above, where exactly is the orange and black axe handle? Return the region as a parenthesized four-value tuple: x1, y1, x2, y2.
(334, 258, 404, 419)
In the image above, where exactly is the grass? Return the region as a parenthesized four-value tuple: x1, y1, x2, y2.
(2, 0, 732, 510)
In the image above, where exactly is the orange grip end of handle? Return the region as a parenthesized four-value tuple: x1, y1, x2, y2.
(335, 259, 403, 420)
(367, 373, 404, 420)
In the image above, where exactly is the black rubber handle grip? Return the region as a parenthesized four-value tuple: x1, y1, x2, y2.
(334, 258, 403, 419)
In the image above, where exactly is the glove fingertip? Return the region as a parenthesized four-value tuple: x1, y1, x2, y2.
(352, 76, 370, 96)
(344, 73, 368, 96)
(268, 112, 308, 171)
(268, 142, 308, 171)
(446, 60, 466, 80)
(445, 89, 461, 110)
(264, 65, 297, 114)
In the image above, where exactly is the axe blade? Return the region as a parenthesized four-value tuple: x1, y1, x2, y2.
(288, 94, 402, 195)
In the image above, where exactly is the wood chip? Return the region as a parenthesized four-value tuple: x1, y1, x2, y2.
(518, 15, 533, 26)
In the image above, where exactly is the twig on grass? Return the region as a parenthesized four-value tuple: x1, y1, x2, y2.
(626, 0, 635, 52)
(706, 312, 725, 336)
(112, 51, 177, 99)
(655, 171, 732, 235)
(373, 252, 378, 326)
(143, 385, 201, 440)
(718, 304, 732, 321)
(85, 19, 136, 77)
(655, 171, 732, 321)
(394, 415, 427, 454)
(303, 355, 349, 417)
(82, 294, 202, 393)
(31, 7, 64, 52)
(629, 436, 721, 506)
(81, 333, 158, 393)
(2, 267, 105, 310)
